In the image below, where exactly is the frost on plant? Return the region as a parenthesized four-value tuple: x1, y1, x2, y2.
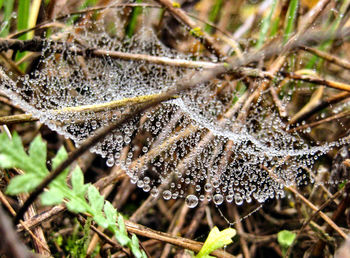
(0, 1, 347, 208)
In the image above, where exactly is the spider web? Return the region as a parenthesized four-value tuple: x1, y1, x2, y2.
(0, 3, 347, 207)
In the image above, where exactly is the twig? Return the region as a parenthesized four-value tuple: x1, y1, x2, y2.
(287, 186, 348, 239)
(0, 93, 178, 125)
(300, 45, 350, 70)
(262, 164, 348, 240)
(233, 206, 250, 258)
(0, 189, 17, 216)
(125, 220, 235, 257)
(0, 95, 22, 110)
(285, 183, 347, 257)
(287, 110, 350, 133)
(18, 192, 51, 256)
(0, 190, 51, 255)
(288, 91, 350, 125)
(154, 0, 224, 57)
(311, 183, 350, 256)
(282, 72, 350, 92)
(77, 214, 130, 256)
(160, 203, 189, 258)
(0, 113, 37, 125)
(8, 3, 162, 39)
(0, 205, 37, 258)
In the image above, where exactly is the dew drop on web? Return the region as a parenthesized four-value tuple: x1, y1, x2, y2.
(185, 194, 199, 208)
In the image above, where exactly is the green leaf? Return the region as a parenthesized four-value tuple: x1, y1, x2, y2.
(6, 173, 43, 195)
(71, 166, 88, 198)
(0, 132, 48, 177)
(66, 199, 88, 213)
(87, 185, 104, 213)
(130, 234, 143, 258)
(0, 154, 15, 168)
(28, 135, 48, 176)
(41, 187, 64, 205)
(93, 214, 108, 228)
(104, 201, 117, 226)
(115, 229, 130, 246)
(118, 214, 127, 235)
(16, 0, 31, 69)
(196, 226, 236, 258)
(277, 230, 296, 248)
(51, 146, 70, 186)
(0, 131, 145, 257)
(52, 146, 68, 170)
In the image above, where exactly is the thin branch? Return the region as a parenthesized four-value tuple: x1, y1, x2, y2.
(311, 185, 350, 256)
(17, 204, 66, 231)
(154, 0, 224, 57)
(124, 220, 235, 257)
(262, 164, 348, 240)
(233, 206, 251, 258)
(300, 45, 350, 70)
(76, 214, 130, 256)
(160, 203, 189, 258)
(285, 183, 347, 257)
(237, 0, 332, 120)
(288, 91, 350, 125)
(287, 110, 350, 133)
(0, 114, 37, 125)
(0, 189, 52, 252)
(0, 205, 36, 258)
(283, 72, 350, 92)
(287, 186, 348, 239)
(8, 3, 162, 39)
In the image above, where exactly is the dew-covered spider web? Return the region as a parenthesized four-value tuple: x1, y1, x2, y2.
(0, 2, 349, 208)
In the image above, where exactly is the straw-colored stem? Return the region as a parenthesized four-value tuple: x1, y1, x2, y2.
(0, 93, 178, 125)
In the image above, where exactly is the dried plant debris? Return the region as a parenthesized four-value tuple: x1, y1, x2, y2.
(0, 1, 350, 210)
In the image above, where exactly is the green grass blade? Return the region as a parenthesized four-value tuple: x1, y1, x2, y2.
(80, 0, 98, 9)
(283, 0, 298, 43)
(306, 0, 350, 69)
(125, 0, 143, 38)
(15, 0, 31, 71)
(0, 0, 14, 37)
(270, 17, 280, 37)
(205, 0, 223, 33)
(27, 0, 42, 39)
(17, 0, 30, 40)
(256, 0, 278, 49)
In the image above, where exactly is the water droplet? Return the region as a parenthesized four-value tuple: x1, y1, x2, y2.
(204, 183, 212, 192)
(106, 158, 114, 167)
(163, 190, 171, 200)
(185, 195, 198, 208)
(234, 194, 243, 205)
(213, 194, 224, 205)
(151, 187, 159, 197)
